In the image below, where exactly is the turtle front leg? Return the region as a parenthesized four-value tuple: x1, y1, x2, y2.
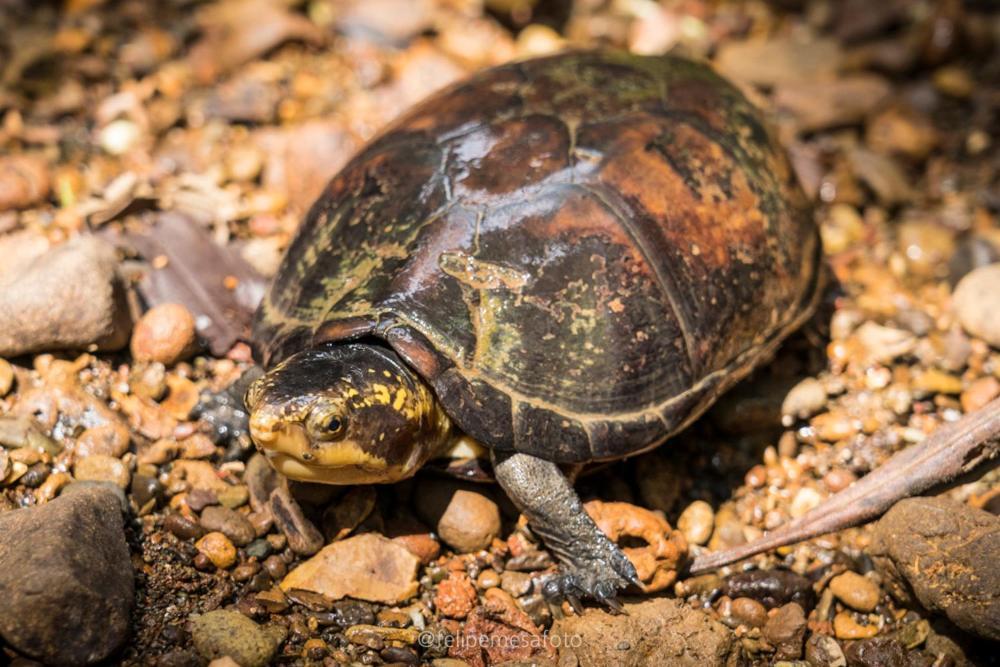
(492, 451, 639, 612)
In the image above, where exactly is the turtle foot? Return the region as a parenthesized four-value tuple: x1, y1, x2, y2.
(542, 547, 638, 614)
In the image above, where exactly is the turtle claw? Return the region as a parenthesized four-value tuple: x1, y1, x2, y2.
(541, 552, 636, 614)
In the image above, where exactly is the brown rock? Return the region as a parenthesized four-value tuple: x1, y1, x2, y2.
(75, 422, 131, 459)
(434, 571, 478, 619)
(196, 531, 238, 569)
(953, 264, 1000, 348)
(385, 516, 440, 565)
(131, 303, 199, 365)
(677, 500, 714, 546)
(280, 533, 419, 604)
(0, 154, 50, 211)
(961, 376, 1000, 414)
(73, 454, 131, 489)
(833, 611, 879, 639)
(0, 237, 131, 357)
(762, 602, 807, 660)
(828, 571, 880, 612)
(199, 505, 255, 546)
(870, 497, 1000, 640)
(416, 479, 501, 554)
(728, 597, 767, 629)
(552, 596, 734, 667)
(0, 486, 132, 666)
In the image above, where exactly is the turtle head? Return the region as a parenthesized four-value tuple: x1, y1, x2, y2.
(245, 344, 451, 484)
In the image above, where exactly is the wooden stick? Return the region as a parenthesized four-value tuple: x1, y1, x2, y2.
(689, 395, 1000, 573)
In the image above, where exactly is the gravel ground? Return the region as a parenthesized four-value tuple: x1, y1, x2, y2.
(0, 0, 998, 666)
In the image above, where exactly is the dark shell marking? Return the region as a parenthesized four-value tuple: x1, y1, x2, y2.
(254, 51, 821, 463)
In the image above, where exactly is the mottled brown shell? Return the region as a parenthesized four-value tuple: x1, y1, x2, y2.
(254, 51, 820, 463)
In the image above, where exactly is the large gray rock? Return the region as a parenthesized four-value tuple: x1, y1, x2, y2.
(0, 235, 131, 357)
(551, 596, 734, 667)
(870, 497, 1000, 640)
(0, 485, 134, 665)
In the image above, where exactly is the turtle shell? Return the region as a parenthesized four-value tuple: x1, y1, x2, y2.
(253, 51, 820, 464)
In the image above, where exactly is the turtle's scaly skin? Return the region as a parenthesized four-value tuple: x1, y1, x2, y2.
(254, 51, 820, 464)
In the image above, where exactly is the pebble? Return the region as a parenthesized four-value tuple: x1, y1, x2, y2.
(789, 487, 824, 518)
(763, 603, 807, 660)
(822, 469, 857, 493)
(0, 358, 13, 396)
(75, 422, 131, 458)
(953, 263, 1000, 347)
(98, 118, 141, 155)
(344, 624, 420, 646)
(476, 569, 500, 590)
(722, 570, 815, 610)
(870, 497, 1000, 640)
(913, 368, 963, 395)
(828, 571, 880, 612)
(833, 611, 879, 639)
(262, 555, 286, 580)
(189, 610, 286, 667)
(805, 634, 846, 667)
(131, 303, 199, 366)
(0, 154, 50, 211)
(0, 486, 132, 665)
(433, 572, 478, 619)
(216, 483, 249, 509)
(677, 500, 715, 546)
(0, 236, 131, 357)
(199, 505, 256, 546)
(781, 378, 827, 423)
(415, 479, 501, 553)
(843, 637, 908, 667)
(279, 533, 420, 604)
(196, 531, 238, 569)
(74, 454, 131, 489)
(810, 412, 858, 443)
(961, 376, 999, 414)
(500, 570, 533, 598)
(729, 597, 767, 628)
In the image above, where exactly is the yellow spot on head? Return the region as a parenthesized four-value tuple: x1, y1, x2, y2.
(371, 383, 391, 405)
(393, 388, 408, 411)
(383, 370, 392, 377)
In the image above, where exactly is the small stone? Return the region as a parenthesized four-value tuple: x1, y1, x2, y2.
(0, 486, 132, 665)
(98, 119, 141, 155)
(823, 469, 857, 493)
(434, 572, 478, 619)
(843, 637, 908, 667)
(781, 378, 827, 423)
(75, 422, 131, 458)
(216, 484, 250, 509)
(130, 474, 163, 509)
(828, 571, 880, 612)
(833, 611, 878, 639)
(790, 487, 824, 519)
(722, 570, 814, 610)
(200, 505, 256, 546)
(729, 597, 767, 628)
(344, 624, 420, 646)
(500, 570, 533, 598)
(763, 603, 807, 660)
(189, 610, 285, 667)
(415, 479, 501, 553)
(913, 369, 963, 395)
(953, 264, 1000, 348)
(0, 358, 13, 396)
(961, 377, 1000, 413)
(74, 454, 131, 489)
(0, 237, 131, 357)
(811, 412, 858, 443)
(262, 555, 286, 580)
(0, 154, 50, 211)
(476, 569, 500, 590)
(805, 634, 846, 667)
(853, 321, 916, 364)
(131, 304, 199, 366)
(677, 500, 714, 546)
(280, 533, 420, 604)
(196, 531, 238, 569)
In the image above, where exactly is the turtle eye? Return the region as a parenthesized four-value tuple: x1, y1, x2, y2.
(307, 409, 347, 441)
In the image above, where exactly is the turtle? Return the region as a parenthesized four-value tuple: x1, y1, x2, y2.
(240, 50, 822, 607)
